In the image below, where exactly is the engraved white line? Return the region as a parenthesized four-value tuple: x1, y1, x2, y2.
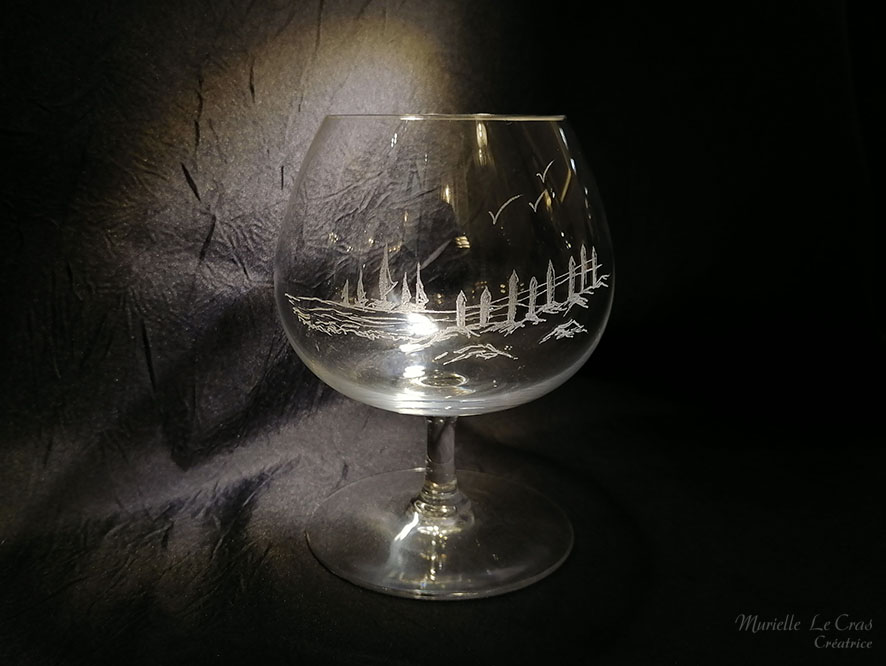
(420, 239, 451, 270)
(488, 194, 522, 226)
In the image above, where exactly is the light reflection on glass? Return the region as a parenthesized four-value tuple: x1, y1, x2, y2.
(402, 365, 426, 379)
(476, 121, 488, 165)
(394, 512, 420, 541)
(406, 312, 437, 337)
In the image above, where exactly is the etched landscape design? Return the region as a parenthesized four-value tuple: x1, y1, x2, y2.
(285, 244, 609, 362)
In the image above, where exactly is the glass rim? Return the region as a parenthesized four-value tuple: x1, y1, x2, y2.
(324, 113, 567, 122)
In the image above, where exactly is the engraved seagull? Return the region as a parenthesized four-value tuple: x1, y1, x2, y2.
(528, 190, 547, 213)
(488, 194, 522, 225)
(536, 159, 554, 183)
(529, 160, 555, 212)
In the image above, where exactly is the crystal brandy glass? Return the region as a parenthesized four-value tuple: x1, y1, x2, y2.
(274, 114, 613, 599)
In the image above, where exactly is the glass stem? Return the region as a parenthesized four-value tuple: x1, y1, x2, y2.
(413, 416, 471, 522)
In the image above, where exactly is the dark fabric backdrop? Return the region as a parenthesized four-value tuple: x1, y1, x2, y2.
(1, 1, 881, 664)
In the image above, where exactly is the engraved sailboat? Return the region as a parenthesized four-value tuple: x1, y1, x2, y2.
(376, 246, 397, 309)
(414, 262, 429, 309)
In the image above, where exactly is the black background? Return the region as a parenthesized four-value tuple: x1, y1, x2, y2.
(1, 1, 881, 664)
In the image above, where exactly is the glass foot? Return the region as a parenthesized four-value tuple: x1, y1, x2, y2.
(305, 468, 573, 600)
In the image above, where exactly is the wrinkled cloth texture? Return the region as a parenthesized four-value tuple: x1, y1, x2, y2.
(1, 1, 881, 665)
